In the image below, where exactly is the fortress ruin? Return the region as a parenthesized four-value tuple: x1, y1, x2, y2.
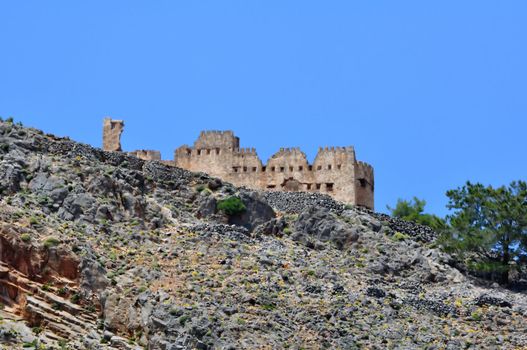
(102, 118, 374, 209)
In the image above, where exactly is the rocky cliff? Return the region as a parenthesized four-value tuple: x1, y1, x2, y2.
(0, 120, 526, 349)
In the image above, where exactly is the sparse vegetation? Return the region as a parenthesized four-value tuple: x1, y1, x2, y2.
(43, 237, 61, 248)
(217, 196, 246, 216)
(29, 216, 39, 226)
(392, 232, 410, 241)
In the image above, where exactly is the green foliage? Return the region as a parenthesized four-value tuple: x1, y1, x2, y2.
(5, 117, 14, 124)
(43, 237, 61, 248)
(178, 315, 190, 325)
(29, 216, 39, 226)
(391, 232, 410, 241)
(70, 293, 81, 304)
(387, 197, 446, 231)
(217, 196, 246, 216)
(470, 310, 483, 321)
(261, 303, 276, 311)
(20, 233, 31, 242)
(41, 282, 52, 292)
(442, 180, 527, 284)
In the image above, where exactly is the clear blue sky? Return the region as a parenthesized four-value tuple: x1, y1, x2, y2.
(1, 1, 526, 216)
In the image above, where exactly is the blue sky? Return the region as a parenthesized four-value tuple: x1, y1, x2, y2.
(1, 1, 526, 216)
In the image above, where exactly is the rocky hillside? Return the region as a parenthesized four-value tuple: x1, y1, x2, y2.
(0, 120, 526, 349)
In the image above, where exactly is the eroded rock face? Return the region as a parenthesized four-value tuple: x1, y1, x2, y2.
(1, 120, 527, 349)
(293, 207, 359, 249)
(0, 225, 79, 282)
(227, 191, 276, 231)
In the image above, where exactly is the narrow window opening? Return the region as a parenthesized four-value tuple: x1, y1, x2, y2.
(308, 165, 313, 171)
(316, 183, 321, 190)
(271, 166, 276, 172)
(317, 165, 322, 170)
(267, 185, 276, 189)
(289, 166, 294, 172)
(326, 183, 334, 192)
(243, 166, 248, 172)
(337, 164, 342, 170)
(328, 164, 332, 170)
(206, 149, 211, 155)
(233, 167, 239, 173)
(197, 149, 202, 155)
(216, 148, 220, 155)
(187, 149, 191, 155)
(359, 179, 367, 187)
(252, 167, 257, 172)
(306, 184, 312, 190)
(262, 166, 266, 172)
(280, 167, 285, 172)
(298, 166, 303, 171)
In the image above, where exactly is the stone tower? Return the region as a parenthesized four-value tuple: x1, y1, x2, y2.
(102, 118, 124, 152)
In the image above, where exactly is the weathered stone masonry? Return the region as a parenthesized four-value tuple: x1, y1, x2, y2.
(102, 119, 374, 209)
(102, 118, 124, 152)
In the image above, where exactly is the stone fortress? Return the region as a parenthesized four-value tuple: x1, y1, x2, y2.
(102, 118, 374, 209)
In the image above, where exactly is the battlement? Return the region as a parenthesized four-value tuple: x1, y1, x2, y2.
(235, 147, 257, 155)
(103, 121, 374, 209)
(200, 130, 235, 136)
(317, 146, 355, 153)
(355, 161, 374, 185)
(195, 130, 239, 150)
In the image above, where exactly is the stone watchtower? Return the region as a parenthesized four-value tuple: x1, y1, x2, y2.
(102, 118, 124, 152)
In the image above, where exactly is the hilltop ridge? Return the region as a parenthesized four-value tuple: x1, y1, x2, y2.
(0, 119, 526, 349)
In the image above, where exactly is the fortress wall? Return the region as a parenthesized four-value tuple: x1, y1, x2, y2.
(354, 161, 374, 209)
(312, 147, 357, 203)
(262, 148, 313, 191)
(174, 146, 194, 170)
(175, 143, 238, 176)
(225, 149, 265, 189)
(129, 150, 162, 161)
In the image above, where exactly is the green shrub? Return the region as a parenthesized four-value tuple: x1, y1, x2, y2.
(179, 315, 190, 325)
(20, 233, 31, 242)
(391, 232, 410, 241)
(70, 293, 80, 304)
(43, 237, 61, 248)
(29, 216, 39, 226)
(5, 117, 14, 124)
(470, 310, 482, 321)
(217, 196, 246, 216)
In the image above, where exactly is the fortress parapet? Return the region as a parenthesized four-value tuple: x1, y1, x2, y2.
(129, 150, 162, 161)
(103, 119, 374, 209)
